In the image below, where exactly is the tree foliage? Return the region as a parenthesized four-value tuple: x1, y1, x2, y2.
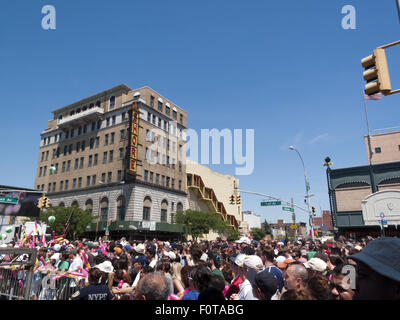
(175, 210, 231, 241)
(250, 228, 266, 241)
(262, 220, 272, 235)
(28, 206, 93, 239)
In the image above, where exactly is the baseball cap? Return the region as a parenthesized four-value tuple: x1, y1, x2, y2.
(348, 237, 400, 282)
(303, 257, 327, 272)
(234, 253, 247, 267)
(236, 236, 251, 245)
(243, 255, 264, 272)
(254, 270, 279, 300)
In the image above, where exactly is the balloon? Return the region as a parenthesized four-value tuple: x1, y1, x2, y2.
(48, 216, 56, 223)
(0, 234, 6, 240)
(6, 227, 12, 233)
(49, 166, 56, 173)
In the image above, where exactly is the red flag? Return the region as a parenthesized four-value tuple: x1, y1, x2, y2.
(364, 92, 382, 100)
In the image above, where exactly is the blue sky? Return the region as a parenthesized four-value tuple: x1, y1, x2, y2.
(1, 1, 400, 225)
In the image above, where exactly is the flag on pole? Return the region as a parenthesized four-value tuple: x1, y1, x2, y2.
(364, 92, 383, 100)
(62, 211, 74, 237)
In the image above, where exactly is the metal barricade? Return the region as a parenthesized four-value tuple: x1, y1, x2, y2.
(0, 248, 36, 300)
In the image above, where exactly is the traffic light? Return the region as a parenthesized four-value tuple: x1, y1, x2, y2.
(43, 197, 50, 208)
(236, 195, 241, 205)
(362, 47, 392, 96)
(37, 197, 44, 209)
(311, 206, 316, 216)
(229, 195, 235, 205)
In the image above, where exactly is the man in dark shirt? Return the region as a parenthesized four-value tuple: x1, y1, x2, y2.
(71, 267, 114, 300)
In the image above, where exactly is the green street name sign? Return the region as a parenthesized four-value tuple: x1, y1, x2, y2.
(282, 206, 294, 212)
(261, 201, 281, 206)
(0, 197, 18, 204)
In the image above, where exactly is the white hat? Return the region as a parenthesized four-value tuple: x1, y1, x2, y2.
(275, 256, 286, 263)
(236, 236, 251, 245)
(134, 243, 146, 254)
(303, 258, 327, 272)
(53, 244, 61, 252)
(234, 254, 247, 267)
(164, 241, 170, 247)
(95, 261, 114, 273)
(165, 251, 176, 260)
(243, 255, 264, 272)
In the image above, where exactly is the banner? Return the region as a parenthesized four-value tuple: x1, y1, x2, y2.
(127, 102, 139, 175)
(0, 190, 41, 217)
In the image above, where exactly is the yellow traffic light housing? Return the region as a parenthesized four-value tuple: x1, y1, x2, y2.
(311, 206, 316, 216)
(43, 197, 50, 208)
(236, 195, 241, 205)
(37, 197, 44, 209)
(362, 48, 391, 96)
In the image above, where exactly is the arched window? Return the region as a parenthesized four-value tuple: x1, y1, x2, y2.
(161, 200, 168, 222)
(100, 197, 109, 221)
(85, 199, 93, 214)
(58, 202, 65, 207)
(109, 96, 116, 109)
(143, 196, 152, 221)
(71, 200, 79, 207)
(117, 195, 126, 221)
(177, 202, 183, 212)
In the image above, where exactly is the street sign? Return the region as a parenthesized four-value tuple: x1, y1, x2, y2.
(321, 224, 325, 231)
(282, 206, 294, 212)
(0, 196, 18, 204)
(261, 201, 281, 206)
(290, 224, 298, 230)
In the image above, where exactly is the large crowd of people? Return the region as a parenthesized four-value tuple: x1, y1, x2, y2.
(1, 234, 400, 300)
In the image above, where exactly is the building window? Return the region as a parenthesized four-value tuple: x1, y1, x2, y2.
(97, 120, 101, 130)
(94, 154, 98, 166)
(75, 158, 79, 170)
(375, 147, 382, 153)
(143, 196, 152, 221)
(120, 129, 125, 141)
(43, 166, 47, 176)
(172, 179, 175, 189)
(85, 199, 93, 214)
(150, 96, 155, 107)
(146, 129, 150, 141)
(109, 150, 114, 162)
(65, 180, 69, 190)
(119, 148, 124, 160)
(144, 170, 148, 182)
(117, 196, 126, 221)
(39, 167, 42, 177)
(180, 114, 183, 124)
(165, 105, 170, 116)
(96, 101, 101, 108)
(109, 96, 115, 110)
(158, 101, 163, 112)
(78, 126, 82, 135)
(111, 132, 115, 144)
(156, 174, 160, 185)
(166, 177, 170, 188)
(122, 112, 126, 121)
(80, 157, 84, 169)
(92, 175, 96, 186)
(70, 129, 74, 138)
(112, 115, 116, 125)
(107, 172, 112, 183)
(100, 198, 109, 221)
(103, 151, 108, 163)
(178, 180, 182, 190)
(101, 173, 106, 183)
(88, 155, 93, 167)
(83, 125, 87, 134)
(67, 160, 71, 171)
(52, 182, 56, 193)
(45, 151, 49, 161)
(152, 114, 156, 125)
(106, 117, 110, 127)
(105, 134, 109, 146)
(60, 181, 64, 191)
(150, 172, 153, 183)
(62, 162, 66, 173)
(76, 142, 80, 153)
(81, 140, 85, 151)
(63, 146, 67, 156)
(86, 176, 91, 187)
(95, 136, 100, 148)
(161, 175, 165, 186)
(91, 122, 96, 131)
(147, 112, 151, 122)
(117, 170, 122, 181)
(78, 177, 82, 188)
(73, 178, 77, 189)
(48, 183, 51, 193)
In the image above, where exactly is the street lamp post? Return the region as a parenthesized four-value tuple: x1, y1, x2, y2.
(289, 146, 315, 241)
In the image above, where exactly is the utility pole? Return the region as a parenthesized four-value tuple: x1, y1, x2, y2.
(291, 197, 297, 241)
(397, 0, 400, 23)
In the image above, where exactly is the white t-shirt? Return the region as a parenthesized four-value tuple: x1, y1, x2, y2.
(149, 259, 157, 268)
(69, 256, 83, 272)
(238, 279, 258, 300)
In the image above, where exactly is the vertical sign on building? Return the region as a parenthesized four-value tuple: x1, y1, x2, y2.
(128, 102, 139, 175)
